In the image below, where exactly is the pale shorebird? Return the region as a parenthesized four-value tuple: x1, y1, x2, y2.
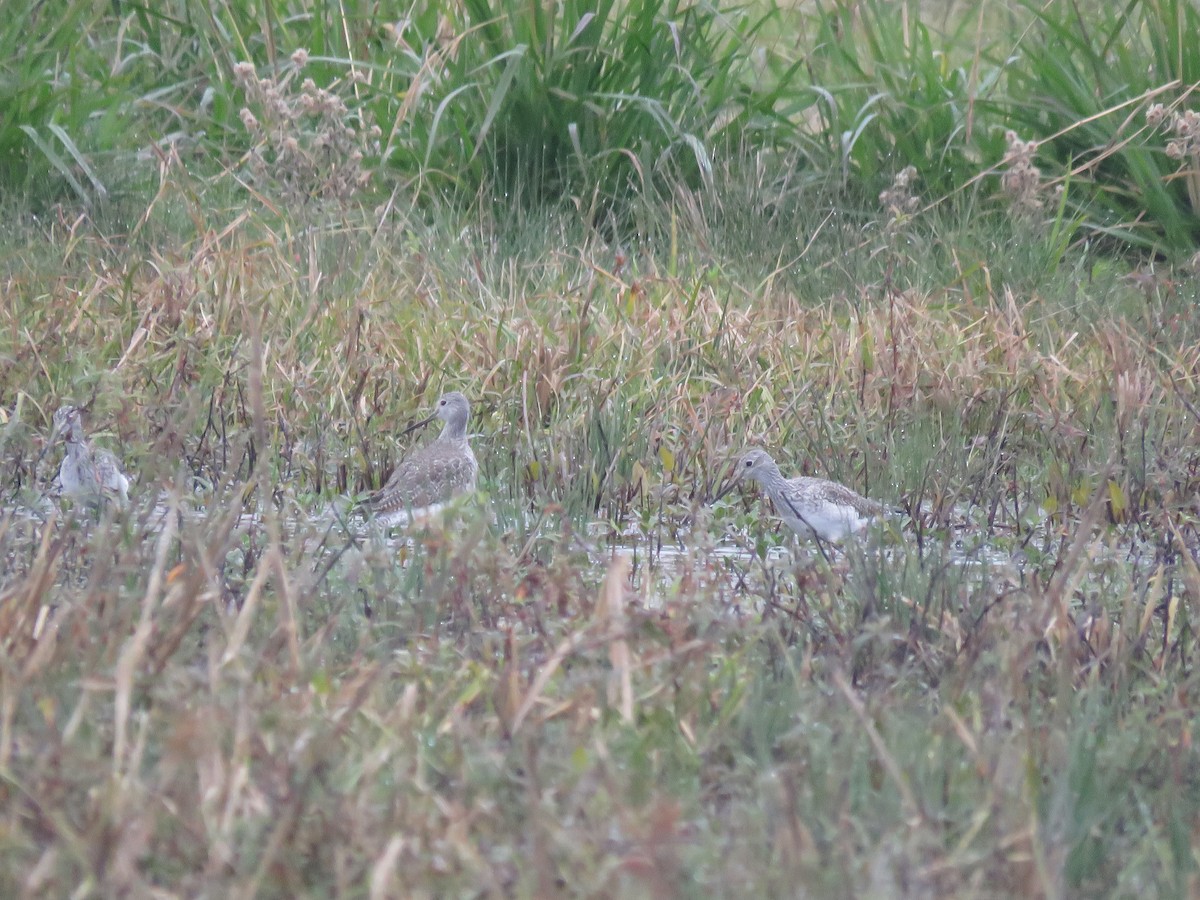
(715, 448, 894, 543)
(366, 391, 478, 524)
(50, 405, 131, 506)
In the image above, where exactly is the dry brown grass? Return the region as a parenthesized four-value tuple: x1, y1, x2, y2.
(1, 195, 1200, 895)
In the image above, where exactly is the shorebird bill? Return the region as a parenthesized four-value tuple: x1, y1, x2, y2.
(711, 462, 742, 503)
(712, 480, 737, 503)
(401, 410, 438, 436)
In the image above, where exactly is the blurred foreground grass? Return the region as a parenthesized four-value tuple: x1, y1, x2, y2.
(1, 182, 1200, 896)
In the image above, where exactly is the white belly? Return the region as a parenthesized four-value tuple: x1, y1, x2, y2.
(776, 499, 873, 542)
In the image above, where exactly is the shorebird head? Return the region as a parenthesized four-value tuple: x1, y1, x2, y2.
(50, 405, 83, 442)
(404, 391, 471, 438)
(713, 448, 780, 501)
(434, 391, 470, 425)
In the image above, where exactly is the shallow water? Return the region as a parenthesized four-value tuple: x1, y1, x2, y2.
(2, 484, 1164, 619)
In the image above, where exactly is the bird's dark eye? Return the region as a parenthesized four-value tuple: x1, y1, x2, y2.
(744, 459, 752, 467)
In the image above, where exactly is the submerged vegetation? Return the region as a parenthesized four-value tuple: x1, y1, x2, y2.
(2, 0, 1200, 895)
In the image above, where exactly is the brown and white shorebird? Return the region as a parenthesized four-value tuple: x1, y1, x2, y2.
(50, 405, 131, 506)
(366, 391, 478, 524)
(715, 448, 894, 543)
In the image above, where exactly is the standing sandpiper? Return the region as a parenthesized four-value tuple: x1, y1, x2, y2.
(715, 448, 892, 543)
(367, 391, 478, 523)
(50, 405, 131, 506)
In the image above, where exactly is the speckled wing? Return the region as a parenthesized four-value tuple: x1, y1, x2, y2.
(798, 478, 885, 517)
(94, 448, 131, 502)
(768, 476, 888, 542)
(369, 443, 477, 514)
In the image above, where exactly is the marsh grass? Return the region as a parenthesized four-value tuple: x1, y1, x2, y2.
(6, 2, 1200, 892)
(2, 151, 1200, 896)
(1003, 0, 1200, 253)
(9, 0, 1200, 262)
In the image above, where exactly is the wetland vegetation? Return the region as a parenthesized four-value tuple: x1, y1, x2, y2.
(2, 0, 1200, 895)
